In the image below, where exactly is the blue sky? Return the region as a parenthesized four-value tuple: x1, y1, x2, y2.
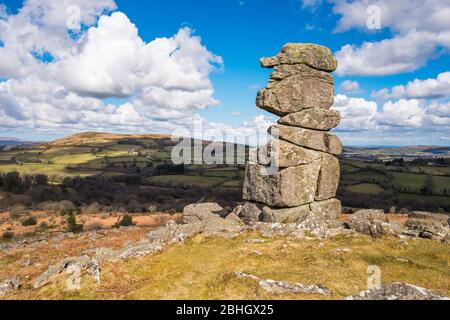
(0, 0, 449, 146)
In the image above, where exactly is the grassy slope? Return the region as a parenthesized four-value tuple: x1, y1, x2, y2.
(4, 233, 450, 300)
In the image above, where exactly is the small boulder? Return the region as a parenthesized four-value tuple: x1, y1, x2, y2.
(235, 202, 263, 225)
(259, 279, 330, 295)
(182, 203, 226, 224)
(0, 277, 21, 296)
(408, 211, 450, 227)
(346, 283, 449, 300)
(225, 211, 244, 225)
(405, 218, 448, 240)
(33, 255, 100, 289)
(346, 209, 388, 238)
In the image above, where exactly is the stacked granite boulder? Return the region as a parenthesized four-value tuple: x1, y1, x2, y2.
(243, 43, 342, 224)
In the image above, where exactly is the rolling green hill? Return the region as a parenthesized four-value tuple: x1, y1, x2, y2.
(1, 132, 449, 212)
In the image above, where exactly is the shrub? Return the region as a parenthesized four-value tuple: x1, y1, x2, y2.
(38, 221, 49, 230)
(2, 231, 14, 241)
(60, 202, 81, 216)
(66, 214, 83, 233)
(114, 214, 134, 228)
(9, 204, 28, 220)
(21, 216, 38, 226)
(37, 201, 60, 213)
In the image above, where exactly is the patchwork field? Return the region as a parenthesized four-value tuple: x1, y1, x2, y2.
(1, 132, 450, 212)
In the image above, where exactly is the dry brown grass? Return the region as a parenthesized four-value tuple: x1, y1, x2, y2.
(1, 229, 449, 300)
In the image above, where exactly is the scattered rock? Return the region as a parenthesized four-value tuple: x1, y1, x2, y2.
(234, 271, 330, 295)
(182, 203, 226, 224)
(0, 277, 21, 296)
(346, 283, 449, 300)
(252, 250, 263, 256)
(33, 255, 100, 289)
(235, 202, 262, 226)
(225, 212, 244, 225)
(405, 218, 448, 240)
(51, 232, 75, 241)
(259, 279, 330, 295)
(234, 271, 260, 281)
(408, 211, 450, 226)
(346, 209, 389, 238)
(96, 241, 163, 263)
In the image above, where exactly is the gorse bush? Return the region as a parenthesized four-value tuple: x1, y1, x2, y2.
(2, 231, 14, 241)
(114, 214, 134, 228)
(21, 216, 37, 226)
(66, 214, 83, 233)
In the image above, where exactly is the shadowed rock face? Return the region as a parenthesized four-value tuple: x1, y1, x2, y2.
(316, 153, 340, 201)
(244, 42, 342, 223)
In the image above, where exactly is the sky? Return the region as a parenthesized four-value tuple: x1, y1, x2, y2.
(0, 0, 449, 146)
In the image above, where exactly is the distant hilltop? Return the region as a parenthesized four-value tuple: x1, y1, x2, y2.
(45, 132, 175, 148)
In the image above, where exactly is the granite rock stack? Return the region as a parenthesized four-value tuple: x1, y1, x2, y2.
(243, 43, 342, 224)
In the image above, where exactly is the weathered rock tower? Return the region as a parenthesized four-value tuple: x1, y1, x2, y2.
(243, 43, 342, 224)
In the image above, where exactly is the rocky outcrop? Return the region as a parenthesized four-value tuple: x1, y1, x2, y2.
(182, 203, 227, 224)
(33, 255, 100, 289)
(244, 43, 342, 224)
(230, 202, 262, 226)
(0, 277, 21, 296)
(346, 209, 389, 238)
(234, 271, 330, 295)
(259, 279, 330, 295)
(347, 283, 449, 300)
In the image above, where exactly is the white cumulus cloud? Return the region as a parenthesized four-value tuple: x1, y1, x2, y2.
(372, 71, 450, 99)
(330, 0, 450, 76)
